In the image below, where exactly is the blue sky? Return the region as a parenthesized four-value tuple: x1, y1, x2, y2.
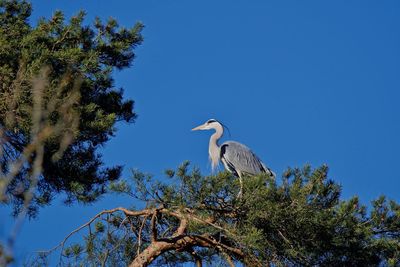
(1, 0, 400, 264)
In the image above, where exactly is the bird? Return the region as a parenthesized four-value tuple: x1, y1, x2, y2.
(192, 119, 275, 197)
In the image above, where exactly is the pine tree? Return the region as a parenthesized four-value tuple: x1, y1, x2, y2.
(2, 2, 399, 266)
(35, 163, 400, 266)
(0, 0, 143, 216)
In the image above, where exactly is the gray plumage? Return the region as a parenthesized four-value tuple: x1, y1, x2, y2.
(220, 141, 275, 179)
(192, 119, 275, 196)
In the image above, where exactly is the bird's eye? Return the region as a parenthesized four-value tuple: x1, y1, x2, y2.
(207, 119, 216, 124)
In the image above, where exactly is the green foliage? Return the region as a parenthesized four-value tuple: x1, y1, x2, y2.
(0, 0, 143, 214)
(38, 163, 400, 266)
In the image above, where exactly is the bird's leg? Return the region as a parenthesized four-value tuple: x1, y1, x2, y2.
(237, 172, 243, 199)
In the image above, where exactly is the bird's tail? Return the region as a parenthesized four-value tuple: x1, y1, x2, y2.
(269, 169, 276, 179)
(261, 162, 276, 179)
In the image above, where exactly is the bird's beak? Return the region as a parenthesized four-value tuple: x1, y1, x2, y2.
(191, 124, 206, 131)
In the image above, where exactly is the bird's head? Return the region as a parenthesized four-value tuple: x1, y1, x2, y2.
(191, 119, 220, 131)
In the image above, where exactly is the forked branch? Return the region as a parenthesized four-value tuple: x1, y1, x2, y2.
(40, 206, 253, 266)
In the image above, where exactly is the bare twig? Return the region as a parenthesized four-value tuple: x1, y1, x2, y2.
(37, 207, 138, 255)
(137, 215, 148, 256)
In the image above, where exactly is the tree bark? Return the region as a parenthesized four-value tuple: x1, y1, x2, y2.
(129, 235, 197, 267)
(129, 234, 246, 267)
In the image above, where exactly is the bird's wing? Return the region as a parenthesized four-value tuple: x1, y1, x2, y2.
(220, 141, 273, 177)
(220, 144, 238, 176)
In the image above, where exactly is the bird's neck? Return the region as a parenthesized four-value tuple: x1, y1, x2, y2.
(209, 124, 223, 171)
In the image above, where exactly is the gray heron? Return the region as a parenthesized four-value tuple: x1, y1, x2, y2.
(192, 119, 275, 196)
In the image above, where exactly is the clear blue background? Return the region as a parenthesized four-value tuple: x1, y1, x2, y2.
(1, 1, 400, 264)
